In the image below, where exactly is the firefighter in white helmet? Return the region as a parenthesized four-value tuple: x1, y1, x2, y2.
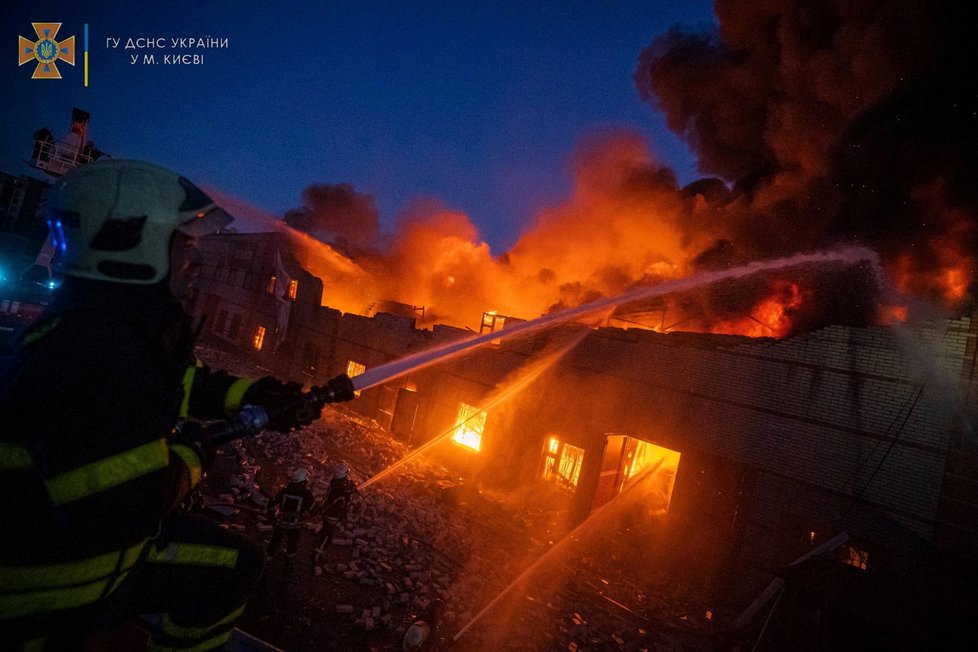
(0, 159, 355, 650)
(312, 461, 359, 561)
(265, 467, 316, 560)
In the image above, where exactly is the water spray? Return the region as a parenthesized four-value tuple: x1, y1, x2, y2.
(359, 327, 592, 490)
(351, 247, 881, 393)
(452, 459, 670, 642)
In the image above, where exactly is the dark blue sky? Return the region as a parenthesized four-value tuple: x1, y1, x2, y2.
(3, 1, 716, 251)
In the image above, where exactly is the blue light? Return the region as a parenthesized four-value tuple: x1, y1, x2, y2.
(47, 220, 61, 252)
(54, 221, 67, 252)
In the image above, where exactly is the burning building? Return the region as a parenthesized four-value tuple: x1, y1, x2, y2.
(180, 1, 978, 643)
(188, 227, 978, 645)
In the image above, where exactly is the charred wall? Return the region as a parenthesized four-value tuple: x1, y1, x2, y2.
(192, 232, 323, 376)
(191, 231, 978, 614)
(520, 320, 973, 603)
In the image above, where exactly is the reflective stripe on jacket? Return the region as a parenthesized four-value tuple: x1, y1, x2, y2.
(0, 539, 148, 618)
(0, 284, 260, 615)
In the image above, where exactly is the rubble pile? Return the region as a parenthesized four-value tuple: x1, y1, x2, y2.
(196, 347, 717, 650)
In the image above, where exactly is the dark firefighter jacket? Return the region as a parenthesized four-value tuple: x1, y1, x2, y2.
(319, 476, 358, 525)
(0, 280, 260, 619)
(267, 481, 315, 529)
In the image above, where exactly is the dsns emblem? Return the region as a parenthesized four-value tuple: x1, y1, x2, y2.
(19, 23, 76, 79)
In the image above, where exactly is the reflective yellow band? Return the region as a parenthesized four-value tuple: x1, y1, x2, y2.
(45, 439, 169, 505)
(179, 361, 203, 419)
(0, 442, 34, 471)
(0, 539, 147, 591)
(170, 443, 203, 488)
(224, 378, 256, 413)
(147, 543, 239, 568)
(148, 629, 232, 652)
(0, 569, 130, 619)
(162, 604, 246, 639)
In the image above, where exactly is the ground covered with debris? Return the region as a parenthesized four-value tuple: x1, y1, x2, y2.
(196, 346, 721, 651)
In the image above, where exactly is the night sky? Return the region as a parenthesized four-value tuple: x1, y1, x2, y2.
(2, 1, 716, 251)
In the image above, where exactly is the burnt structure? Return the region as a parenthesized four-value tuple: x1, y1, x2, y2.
(190, 230, 978, 644)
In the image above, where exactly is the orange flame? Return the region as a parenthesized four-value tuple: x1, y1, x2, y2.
(275, 134, 972, 340)
(709, 281, 805, 338)
(887, 183, 976, 308)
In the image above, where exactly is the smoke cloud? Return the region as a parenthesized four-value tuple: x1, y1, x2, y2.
(284, 183, 380, 257)
(283, 0, 975, 337)
(635, 0, 977, 310)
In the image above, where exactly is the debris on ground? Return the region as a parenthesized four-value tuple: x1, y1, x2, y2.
(196, 346, 719, 651)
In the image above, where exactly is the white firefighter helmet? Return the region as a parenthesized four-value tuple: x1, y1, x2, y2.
(291, 468, 308, 483)
(333, 463, 349, 480)
(45, 159, 232, 284)
(402, 620, 430, 650)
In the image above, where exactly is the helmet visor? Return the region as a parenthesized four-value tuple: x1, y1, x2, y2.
(175, 176, 233, 237)
(177, 205, 233, 238)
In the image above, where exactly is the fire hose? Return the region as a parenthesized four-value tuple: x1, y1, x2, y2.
(206, 404, 271, 445)
(177, 374, 354, 518)
(206, 373, 354, 446)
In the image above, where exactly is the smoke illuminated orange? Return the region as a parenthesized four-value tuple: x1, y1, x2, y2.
(284, 134, 740, 333)
(234, 133, 972, 341)
(879, 304, 909, 324)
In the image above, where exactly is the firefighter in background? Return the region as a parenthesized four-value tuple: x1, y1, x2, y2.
(0, 160, 355, 651)
(312, 462, 360, 561)
(265, 467, 316, 559)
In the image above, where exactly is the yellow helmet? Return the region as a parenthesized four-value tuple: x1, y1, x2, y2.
(46, 159, 232, 284)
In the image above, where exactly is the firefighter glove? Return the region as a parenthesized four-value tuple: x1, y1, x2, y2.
(321, 373, 356, 403)
(173, 419, 217, 471)
(248, 377, 323, 433)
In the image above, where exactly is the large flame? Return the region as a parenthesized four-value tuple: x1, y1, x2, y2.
(273, 0, 975, 338)
(709, 281, 805, 338)
(278, 130, 963, 339)
(886, 183, 976, 306)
